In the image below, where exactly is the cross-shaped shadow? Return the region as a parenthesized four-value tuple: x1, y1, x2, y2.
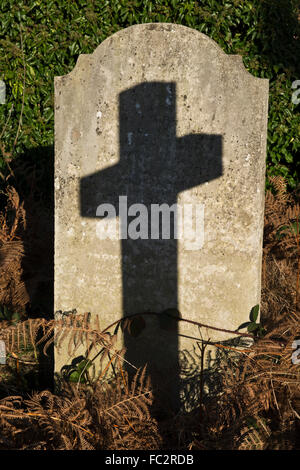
(81, 82, 222, 415)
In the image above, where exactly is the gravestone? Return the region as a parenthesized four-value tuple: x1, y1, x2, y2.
(54, 23, 268, 408)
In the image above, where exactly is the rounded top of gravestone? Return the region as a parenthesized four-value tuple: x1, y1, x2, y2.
(55, 23, 268, 85)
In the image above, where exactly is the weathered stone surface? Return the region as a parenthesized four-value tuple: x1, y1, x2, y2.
(54, 23, 268, 405)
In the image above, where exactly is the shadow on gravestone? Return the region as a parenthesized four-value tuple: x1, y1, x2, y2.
(80, 82, 222, 414)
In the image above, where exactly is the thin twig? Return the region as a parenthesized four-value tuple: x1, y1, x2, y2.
(102, 310, 254, 339)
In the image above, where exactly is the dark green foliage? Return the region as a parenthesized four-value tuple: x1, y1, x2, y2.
(237, 304, 266, 337)
(0, 0, 299, 189)
(0, 305, 20, 324)
(61, 356, 93, 384)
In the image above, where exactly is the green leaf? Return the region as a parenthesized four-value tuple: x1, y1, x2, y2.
(276, 225, 289, 239)
(249, 304, 259, 322)
(236, 321, 252, 331)
(247, 322, 259, 332)
(291, 221, 300, 235)
(27, 64, 36, 80)
(246, 416, 260, 431)
(76, 359, 92, 372)
(258, 326, 267, 337)
(11, 312, 21, 323)
(68, 371, 81, 382)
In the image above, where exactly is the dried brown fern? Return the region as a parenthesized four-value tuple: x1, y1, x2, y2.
(189, 309, 300, 450)
(0, 313, 123, 371)
(0, 306, 299, 450)
(95, 366, 161, 449)
(0, 366, 160, 450)
(264, 176, 299, 258)
(0, 186, 28, 315)
(263, 175, 300, 321)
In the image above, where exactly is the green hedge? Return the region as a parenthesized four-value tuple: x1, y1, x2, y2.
(0, 0, 299, 190)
